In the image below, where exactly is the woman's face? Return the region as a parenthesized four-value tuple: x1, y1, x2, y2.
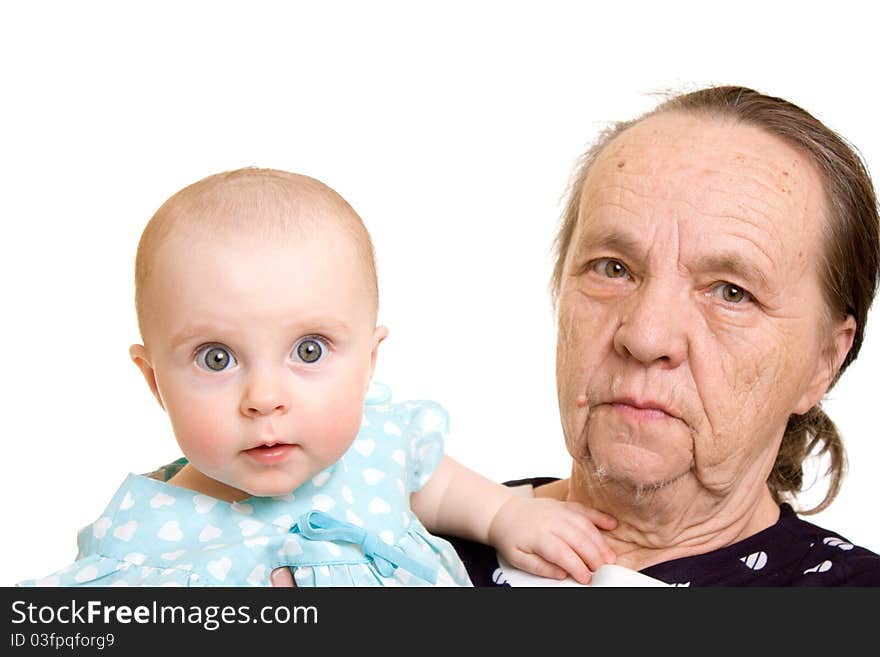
(556, 113, 853, 502)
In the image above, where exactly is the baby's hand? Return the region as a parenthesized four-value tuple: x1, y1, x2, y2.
(270, 567, 295, 587)
(487, 497, 617, 584)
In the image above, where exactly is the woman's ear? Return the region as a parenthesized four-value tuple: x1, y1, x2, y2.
(793, 315, 856, 414)
(129, 344, 166, 410)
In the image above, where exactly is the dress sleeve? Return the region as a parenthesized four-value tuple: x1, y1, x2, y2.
(405, 400, 449, 493)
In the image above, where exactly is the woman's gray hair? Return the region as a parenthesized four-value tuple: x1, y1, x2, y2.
(552, 86, 880, 513)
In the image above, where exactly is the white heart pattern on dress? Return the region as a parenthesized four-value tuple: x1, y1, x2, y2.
(363, 468, 386, 486)
(158, 521, 183, 542)
(272, 514, 294, 528)
(246, 564, 265, 586)
(206, 557, 232, 581)
(193, 495, 217, 514)
(368, 497, 391, 514)
(345, 509, 364, 527)
(239, 519, 264, 537)
(123, 553, 147, 566)
(93, 517, 112, 539)
(198, 525, 223, 542)
(383, 421, 402, 436)
(202, 543, 228, 551)
(150, 493, 176, 509)
(312, 494, 336, 512)
(119, 492, 135, 511)
(161, 550, 186, 561)
(278, 537, 303, 557)
(113, 521, 138, 542)
(353, 438, 376, 457)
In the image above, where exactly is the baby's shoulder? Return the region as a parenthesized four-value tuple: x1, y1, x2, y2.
(365, 382, 448, 424)
(363, 395, 449, 444)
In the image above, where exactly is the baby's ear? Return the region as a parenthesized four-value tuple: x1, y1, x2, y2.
(368, 325, 389, 380)
(129, 344, 166, 410)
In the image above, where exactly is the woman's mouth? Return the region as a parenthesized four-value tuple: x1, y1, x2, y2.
(609, 398, 677, 422)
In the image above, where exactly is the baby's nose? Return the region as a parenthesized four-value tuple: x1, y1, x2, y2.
(241, 376, 288, 417)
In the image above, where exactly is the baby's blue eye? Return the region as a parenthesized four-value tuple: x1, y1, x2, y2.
(294, 338, 325, 364)
(196, 345, 237, 371)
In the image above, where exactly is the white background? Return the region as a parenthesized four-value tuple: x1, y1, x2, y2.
(2, 1, 878, 586)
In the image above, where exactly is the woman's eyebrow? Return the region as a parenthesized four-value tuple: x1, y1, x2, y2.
(574, 228, 645, 261)
(691, 252, 771, 291)
(573, 227, 772, 291)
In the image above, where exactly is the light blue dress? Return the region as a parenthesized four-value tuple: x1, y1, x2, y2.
(18, 385, 472, 587)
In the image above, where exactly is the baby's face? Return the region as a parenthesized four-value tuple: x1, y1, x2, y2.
(136, 222, 384, 499)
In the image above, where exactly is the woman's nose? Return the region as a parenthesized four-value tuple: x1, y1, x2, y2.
(240, 371, 289, 417)
(612, 279, 689, 368)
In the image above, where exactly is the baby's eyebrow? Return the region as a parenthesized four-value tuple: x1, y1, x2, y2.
(286, 318, 352, 335)
(169, 325, 221, 349)
(168, 319, 354, 350)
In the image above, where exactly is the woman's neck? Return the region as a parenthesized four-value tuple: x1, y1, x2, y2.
(536, 465, 780, 571)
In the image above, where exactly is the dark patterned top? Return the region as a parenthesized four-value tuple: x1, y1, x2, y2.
(446, 477, 880, 587)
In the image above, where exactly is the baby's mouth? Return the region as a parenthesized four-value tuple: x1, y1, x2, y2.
(243, 442, 298, 464)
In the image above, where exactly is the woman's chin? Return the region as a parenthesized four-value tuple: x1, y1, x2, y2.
(591, 451, 691, 497)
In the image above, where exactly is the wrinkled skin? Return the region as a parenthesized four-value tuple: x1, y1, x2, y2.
(553, 113, 855, 568)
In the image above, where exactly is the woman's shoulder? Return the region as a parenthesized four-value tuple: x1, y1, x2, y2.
(773, 505, 880, 586)
(446, 479, 880, 587)
(641, 503, 880, 586)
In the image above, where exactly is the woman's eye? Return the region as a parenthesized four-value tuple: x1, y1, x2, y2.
(196, 345, 237, 372)
(592, 258, 630, 279)
(712, 282, 752, 304)
(294, 338, 325, 364)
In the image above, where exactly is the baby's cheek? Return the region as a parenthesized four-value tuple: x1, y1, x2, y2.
(305, 397, 365, 461)
(170, 404, 231, 468)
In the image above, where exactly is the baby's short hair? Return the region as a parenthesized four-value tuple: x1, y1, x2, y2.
(134, 168, 378, 339)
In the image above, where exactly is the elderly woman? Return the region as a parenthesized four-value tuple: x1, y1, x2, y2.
(451, 86, 880, 586)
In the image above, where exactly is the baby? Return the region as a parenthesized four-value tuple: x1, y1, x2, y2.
(19, 168, 616, 587)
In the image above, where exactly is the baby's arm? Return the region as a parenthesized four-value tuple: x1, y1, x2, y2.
(411, 456, 617, 584)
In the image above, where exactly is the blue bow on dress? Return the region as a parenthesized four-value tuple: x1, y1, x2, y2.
(292, 511, 438, 584)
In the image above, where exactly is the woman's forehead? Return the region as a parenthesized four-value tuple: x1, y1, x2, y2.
(573, 113, 827, 279)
